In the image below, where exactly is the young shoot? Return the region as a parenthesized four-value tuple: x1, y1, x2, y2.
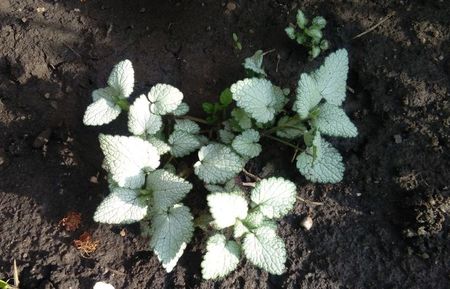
(285, 9, 329, 59)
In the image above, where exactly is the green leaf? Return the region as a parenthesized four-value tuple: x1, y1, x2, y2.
(146, 136, 171, 155)
(174, 119, 200, 134)
(150, 204, 193, 272)
(275, 115, 306, 139)
(194, 144, 244, 184)
(93, 187, 147, 224)
(251, 177, 297, 219)
(231, 108, 253, 130)
(312, 16, 327, 29)
(306, 28, 322, 41)
(99, 134, 160, 189)
(243, 210, 265, 229)
(168, 130, 201, 158)
(107, 59, 134, 99)
(296, 138, 344, 183)
(242, 225, 286, 275)
(83, 92, 122, 126)
(320, 40, 329, 50)
(128, 94, 162, 136)
(201, 234, 241, 280)
(243, 50, 267, 76)
(148, 84, 184, 115)
(296, 10, 308, 28)
(172, 102, 190, 116)
(294, 73, 321, 119)
(313, 49, 348, 106)
(285, 26, 296, 40)
(207, 192, 248, 229)
(219, 129, 235, 144)
(202, 102, 214, 114)
(231, 78, 281, 123)
(272, 85, 288, 113)
(310, 46, 321, 59)
(234, 219, 250, 238)
(146, 169, 193, 210)
(219, 88, 233, 106)
(231, 129, 262, 158)
(312, 103, 358, 137)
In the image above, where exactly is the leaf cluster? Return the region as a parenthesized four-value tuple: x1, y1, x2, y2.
(83, 61, 200, 272)
(285, 10, 329, 59)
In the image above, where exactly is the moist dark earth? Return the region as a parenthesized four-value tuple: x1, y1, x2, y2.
(0, 0, 449, 288)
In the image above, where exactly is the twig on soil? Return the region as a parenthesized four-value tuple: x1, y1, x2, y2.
(346, 85, 355, 93)
(352, 12, 395, 40)
(242, 168, 261, 181)
(242, 182, 256, 187)
(63, 42, 81, 58)
(291, 141, 301, 163)
(106, 267, 127, 276)
(276, 54, 281, 73)
(297, 196, 323, 206)
(262, 48, 276, 56)
(13, 259, 19, 288)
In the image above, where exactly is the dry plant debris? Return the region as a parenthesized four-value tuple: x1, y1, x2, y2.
(74, 232, 99, 256)
(59, 211, 82, 231)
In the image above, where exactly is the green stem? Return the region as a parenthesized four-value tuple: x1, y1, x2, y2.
(177, 115, 210, 125)
(263, 124, 306, 135)
(261, 134, 300, 150)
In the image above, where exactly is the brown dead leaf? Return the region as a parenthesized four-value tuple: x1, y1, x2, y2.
(59, 211, 82, 231)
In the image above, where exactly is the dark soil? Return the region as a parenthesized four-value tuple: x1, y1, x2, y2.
(1, 0, 449, 288)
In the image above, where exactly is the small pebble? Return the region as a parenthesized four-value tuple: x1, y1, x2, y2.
(300, 216, 313, 230)
(44, 92, 50, 99)
(33, 128, 52, 148)
(394, 134, 402, 143)
(36, 7, 46, 13)
(89, 176, 98, 184)
(139, 7, 146, 13)
(226, 2, 237, 11)
(0, 149, 8, 167)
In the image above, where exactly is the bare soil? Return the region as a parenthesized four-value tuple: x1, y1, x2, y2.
(0, 0, 449, 288)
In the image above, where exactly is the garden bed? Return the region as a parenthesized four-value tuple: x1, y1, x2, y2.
(0, 0, 449, 288)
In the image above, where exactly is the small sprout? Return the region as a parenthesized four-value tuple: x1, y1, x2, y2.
(232, 33, 242, 50)
(300, 216, 313, 230)
(74, 232, 99, 256)
(285, 9, 329, 59)
(59, 211, 82, 231)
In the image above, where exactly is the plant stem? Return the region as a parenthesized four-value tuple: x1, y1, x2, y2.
(242, 168, 261, 181)
(297, 196, 323, 206)
(261, 134, 300, 150)
(177, 115, 210, 124)
(263, 124, 305, 135)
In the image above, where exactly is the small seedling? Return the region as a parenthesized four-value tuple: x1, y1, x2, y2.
(202, 88, 233, 124)
(285, 9, 329, 59)
(232, 33, 242, 50)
